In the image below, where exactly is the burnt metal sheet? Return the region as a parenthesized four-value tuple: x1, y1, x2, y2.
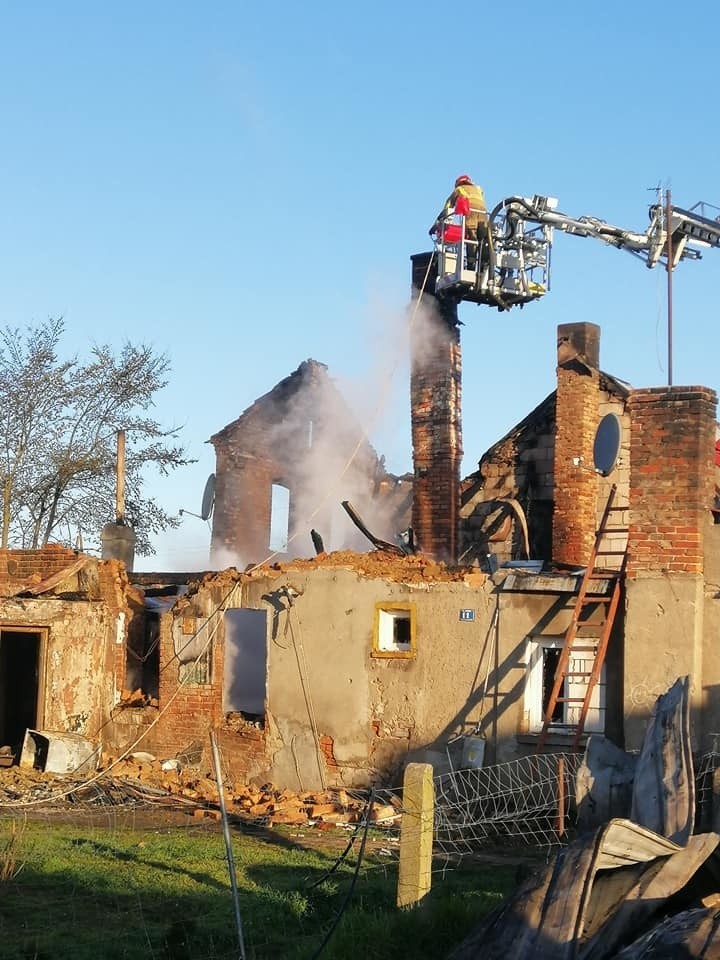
(613, 906, 720, 958)
(447, 819, 681, 960)
(581, 833, 720, 959)
(631, 676, 694, 845)
(576, 735, 637, 832)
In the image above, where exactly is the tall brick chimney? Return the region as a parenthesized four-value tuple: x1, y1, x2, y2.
(628, 386, 717, 576)
(623, 385, 717, 750)
(553, 322, 601, 566)
(409, 253, 462, 562)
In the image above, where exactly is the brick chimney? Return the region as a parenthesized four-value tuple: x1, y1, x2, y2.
(622, 386, 717, 750)
(553, 322, 601, 566)
(409, 252, 462, 562)
(628, 386, 717, 576)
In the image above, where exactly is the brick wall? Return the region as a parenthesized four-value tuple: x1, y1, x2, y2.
(628, 386, 717, 576)
(553, 323, 601, 566)
(123, 598, 270, 782)
(410, 253, 462, 562)
(211, 446, 275, 566)
(460, 393, 556, 564)
(0, 544, 80, 593)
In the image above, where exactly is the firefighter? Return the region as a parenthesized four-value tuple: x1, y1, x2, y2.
(430, 174, 488, 269)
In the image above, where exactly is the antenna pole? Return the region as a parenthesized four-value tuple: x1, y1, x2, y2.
(666, 188, 673, 386)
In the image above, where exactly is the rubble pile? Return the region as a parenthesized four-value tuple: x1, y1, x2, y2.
(109, 753, 399, 826)
(0, 754, 400, 829)
(197, 548, 486, 588)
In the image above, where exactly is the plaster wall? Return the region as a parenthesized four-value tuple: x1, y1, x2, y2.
(624, 575, 704, 750)
(240, 570, 589, 784)
(119, 566, 628, 789)
(238, 569, 499, 788)
(702, 521, 720, 749)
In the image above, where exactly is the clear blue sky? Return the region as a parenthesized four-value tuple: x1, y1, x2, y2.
(1, 2, 718, 570)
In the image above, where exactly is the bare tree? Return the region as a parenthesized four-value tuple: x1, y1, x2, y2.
(0, 318, 192, 555)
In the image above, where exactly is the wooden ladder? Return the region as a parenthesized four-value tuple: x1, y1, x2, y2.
(536, 484, 628, 753)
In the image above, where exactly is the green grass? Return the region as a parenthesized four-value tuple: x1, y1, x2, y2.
(0, 815, 516, 959)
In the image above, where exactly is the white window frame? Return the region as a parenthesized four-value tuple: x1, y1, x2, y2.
(373, 603, 416, 659)
(524, 637, 605, 734)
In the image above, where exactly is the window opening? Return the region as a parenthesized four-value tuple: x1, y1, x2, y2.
(269, 483, 290, 552)
(223, 609, 268, 719)
(126, 587, 182, 702)
(173, 615, 211, 685)
(373, 604, 416, 658)
(525, 637, 605, 734)
(542, 647, 563, 723)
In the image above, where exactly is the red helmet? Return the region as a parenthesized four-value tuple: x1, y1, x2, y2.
(455, 174, 472, 186)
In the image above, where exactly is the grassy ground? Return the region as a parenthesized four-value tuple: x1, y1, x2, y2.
(0, 811, 519, 959)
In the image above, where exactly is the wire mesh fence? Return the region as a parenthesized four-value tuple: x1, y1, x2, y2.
(0, 749, 718, 957)
(694, 750, 720, 833)
(433, 752, 584, 856)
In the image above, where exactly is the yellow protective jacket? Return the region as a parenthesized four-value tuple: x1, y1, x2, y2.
(444, 182, 487, 234)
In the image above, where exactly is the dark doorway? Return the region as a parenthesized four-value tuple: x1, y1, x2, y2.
(0, 630, 42, 754)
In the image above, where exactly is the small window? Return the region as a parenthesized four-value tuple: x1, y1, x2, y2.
(524, 637, 605, 734)
(174, 619, 212, 685)
(179, 655, 210, 685)
(373, 603, 416, 659)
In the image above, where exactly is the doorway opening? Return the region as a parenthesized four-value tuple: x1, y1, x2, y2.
(0, 628, 44, 757)
(223, 609, 268, 725)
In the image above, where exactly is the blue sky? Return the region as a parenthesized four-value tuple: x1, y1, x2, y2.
(1, 2, 718, 570)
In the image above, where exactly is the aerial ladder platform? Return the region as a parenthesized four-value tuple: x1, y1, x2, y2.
(431, 194, 720, 311)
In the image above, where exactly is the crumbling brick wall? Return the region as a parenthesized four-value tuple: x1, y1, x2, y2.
(460, 395, 555, 565)
(0, 550, 138, 752)
(0, 544, 83, 593)
(210, 360, 408, 568)
(211, 447, 277, 567)
(110, 582, 270, 781)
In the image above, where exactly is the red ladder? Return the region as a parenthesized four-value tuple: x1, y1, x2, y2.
(536, 484, 628, 753)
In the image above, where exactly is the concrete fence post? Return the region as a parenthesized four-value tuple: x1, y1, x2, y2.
(397, 762, 434, 909)
(556, 756, 566, 838)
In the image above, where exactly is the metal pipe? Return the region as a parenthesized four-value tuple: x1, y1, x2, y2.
(116, 429, 126, 522)
(209, 729, 247, 960)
